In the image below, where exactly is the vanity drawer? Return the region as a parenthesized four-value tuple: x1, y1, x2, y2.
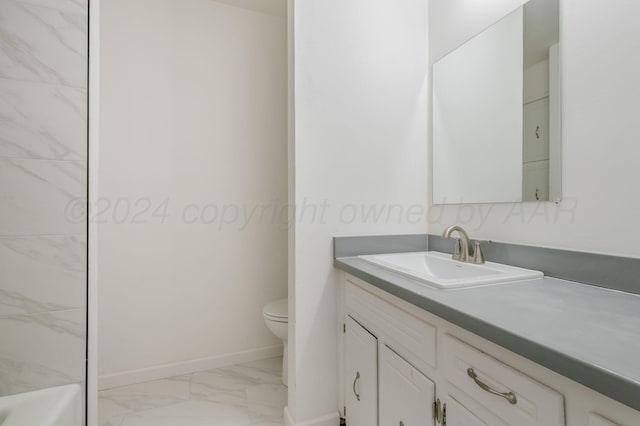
(344, 278, 437, 370)
(442, 334, 565, 426)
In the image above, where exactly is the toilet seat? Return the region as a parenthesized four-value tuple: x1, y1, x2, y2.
(263, 298, 288, 322)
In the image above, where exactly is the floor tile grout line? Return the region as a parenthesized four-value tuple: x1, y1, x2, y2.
(0, 71, 87, 92)
(0, 156, 87, 163)
(0, 306, 86, 319)
(0, 232, 87, 239)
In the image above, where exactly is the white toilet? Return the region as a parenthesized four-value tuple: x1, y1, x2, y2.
(263, 298, 289, 386)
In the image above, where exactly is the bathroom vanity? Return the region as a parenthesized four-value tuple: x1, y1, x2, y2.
(335, 241, 640, 426)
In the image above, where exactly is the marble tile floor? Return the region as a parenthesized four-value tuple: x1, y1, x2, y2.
(99, 357, 287, 426)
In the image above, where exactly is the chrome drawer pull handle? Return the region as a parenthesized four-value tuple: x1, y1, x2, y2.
(467, 368, 517, 405)
(353, 371, 361, 401)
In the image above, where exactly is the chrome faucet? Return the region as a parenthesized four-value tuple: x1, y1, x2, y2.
(441, 225, 488, 264)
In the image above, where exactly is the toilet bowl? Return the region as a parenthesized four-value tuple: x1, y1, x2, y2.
(263, 298, 288, 386)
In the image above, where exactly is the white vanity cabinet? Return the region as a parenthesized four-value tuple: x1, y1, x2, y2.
(343, 316, 378, 426)
(343, 314, 437, 426)
(379, 345, 435, 426)
(342, 278, 439, 426)
(444, 397, 489, 426)
(588, 414, 621, 426)
(441, 335, 564, 426)
(340, 273, 640, 426)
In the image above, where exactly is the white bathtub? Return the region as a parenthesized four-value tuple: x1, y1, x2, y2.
(0, 384, 82, 426)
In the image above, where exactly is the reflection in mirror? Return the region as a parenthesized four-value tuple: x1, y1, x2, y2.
(432, 0, 561, 205)
(523, 0, 560, 202)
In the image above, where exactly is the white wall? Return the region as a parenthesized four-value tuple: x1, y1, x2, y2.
(290, 0, 429, 423)
(99, 0, 287, 379)
(429, 0, 640, 258)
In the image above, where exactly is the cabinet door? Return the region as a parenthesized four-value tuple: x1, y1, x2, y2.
(344, 316, 378, 426)
(523, 97, 550, 162)
(588, 413, 620, 426)
(523, 160, 549, 201)
(445, 397, 489, 426)
(379, 345, 435, 426)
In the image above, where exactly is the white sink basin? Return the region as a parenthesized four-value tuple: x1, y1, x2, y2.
(358, 251, 542, 289)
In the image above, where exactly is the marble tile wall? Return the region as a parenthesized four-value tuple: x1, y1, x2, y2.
(0, 0, 88, 398)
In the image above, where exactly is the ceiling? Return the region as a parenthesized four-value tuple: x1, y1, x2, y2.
(524, 0, 560, 67)
(209, 0, 286, 17)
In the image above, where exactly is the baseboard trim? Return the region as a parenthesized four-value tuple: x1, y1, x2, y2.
(98, 344, 283, 390)
(284, 407, 340, 426)
(284, 406, 295, 426)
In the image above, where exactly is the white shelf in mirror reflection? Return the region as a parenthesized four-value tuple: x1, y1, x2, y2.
(358, 251, 542, 289)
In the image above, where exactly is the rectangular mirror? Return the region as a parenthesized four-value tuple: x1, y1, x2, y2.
(432, 0, 561, 204)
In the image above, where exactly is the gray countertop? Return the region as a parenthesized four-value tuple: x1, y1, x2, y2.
(335, 256, 640, 412)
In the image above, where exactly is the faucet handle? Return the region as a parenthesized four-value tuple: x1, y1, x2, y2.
(472, 240, 491, 264)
